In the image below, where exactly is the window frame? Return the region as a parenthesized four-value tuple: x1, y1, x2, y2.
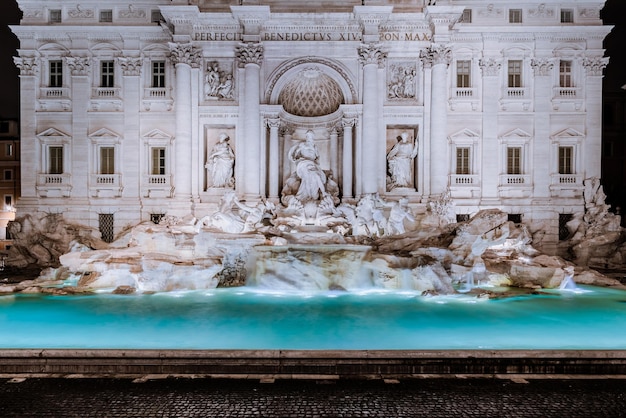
(560, 9, 574, 23)
(507, 60, 523, 88)
(99, 9, 113, 23)
(509, 9, 523, 23)
(559, 60, 573, 88)
(100, 60, 115, 88)
(49, 60, 63, 88)
(151, 61, 166, 88)
(456, 60, 471, 88)
(455, 147, 471, 175)
(506, 146, 522, 175)
(49, 9, 62, 23)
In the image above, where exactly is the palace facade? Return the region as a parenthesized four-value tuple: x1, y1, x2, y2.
(11, 0, 611, 253)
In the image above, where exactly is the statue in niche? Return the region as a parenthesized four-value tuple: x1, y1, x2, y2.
(204, 62, 235, 100)
(206, 132, 235, 188)
(386, 132, 418, 190)
(286, 130, 329, 203)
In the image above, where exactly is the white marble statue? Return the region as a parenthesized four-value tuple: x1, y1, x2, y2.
(387, 132, 418, 189)
(385, 198, 415, 236)
(206, 132, 235, 188)
(287, 130, 328, 203)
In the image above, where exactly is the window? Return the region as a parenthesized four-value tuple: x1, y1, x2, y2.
(99, 10, 113, 23)
(49, 146, 64, 174)
(0, 122, 9, 133)
(100, 60, 114, 88)
(151, 213, 165, 224)
(151, 147, 166, 175)
(152, 61, 166, 88)
(5, 144, 12, 157)
(49, 60, 63, 88)
(100, 147, 115, 174)
(560, 9, 574, 23)
(456, 147, 470, 175)
(507, 147, 522, 175)
(508, 214, 522, 224)
(509, 9, 522, 23)
(99, 213, 114, 243)
(507, 60, 522, 88)
(456, 214, 470, 222)
(4, 195, 12, 208)
(460, 9, 472, 23)
(49, 9, 62, 23)
(3, 170, 12, 181)
(559, 146, 573, 175)
(151, 10, 164, 23)
(456, 60, 471, 88)
(559, 60, 572, 88)
(559, 213, 573, 241)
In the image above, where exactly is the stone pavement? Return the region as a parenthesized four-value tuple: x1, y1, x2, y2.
(0, 377, 624, 417)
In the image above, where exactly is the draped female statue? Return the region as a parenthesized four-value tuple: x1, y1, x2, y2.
(387, 132, 418, 189)
(206, 132, 235, 188)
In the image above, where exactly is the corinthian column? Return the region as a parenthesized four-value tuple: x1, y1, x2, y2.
(266, 117, 281, 199)
(358, 43, 386, 195)
(420, 45, 451, 197)
(236, 42, 264, 198)
(13, 57, 38, 203)
(169, 43, 201, 204)
(583, 56, 609, 179)
(342, 117, 356, 200)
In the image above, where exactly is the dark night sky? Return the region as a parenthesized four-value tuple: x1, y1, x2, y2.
(0, 0, 624, 117)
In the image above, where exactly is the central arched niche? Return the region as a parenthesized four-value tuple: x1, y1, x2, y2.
(267, 60, 356, 204)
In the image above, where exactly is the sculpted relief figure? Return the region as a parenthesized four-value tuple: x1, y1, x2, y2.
(206, 133, 235, 188)
(387, 132, 418, 190)
(204, 62, 235, 100)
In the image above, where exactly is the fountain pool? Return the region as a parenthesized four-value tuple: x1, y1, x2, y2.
(1, 285, 626, 350)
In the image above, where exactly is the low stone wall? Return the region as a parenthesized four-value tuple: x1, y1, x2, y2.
(1, 349, 625, 379)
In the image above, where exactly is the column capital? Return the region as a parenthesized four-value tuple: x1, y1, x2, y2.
(265, 117, 281, 129)
(118, 56, 143, 76)
(582, 56, 609, 76)
(419, 44, 451, 68)
(236, 42, 264, 67)
(66, 56, 91, 76)
(13, 56, 38, 76)
(479, 57, 502, 77)
(168, 42, 202, 68)
(358, 43, 387, 68)
(342, 117, 357, 128)
(530, 58, 554, 77)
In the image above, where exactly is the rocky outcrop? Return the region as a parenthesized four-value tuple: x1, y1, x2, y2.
(6, 213, 107, 268)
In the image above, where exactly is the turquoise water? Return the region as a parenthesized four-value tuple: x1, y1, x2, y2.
(1, 286, 626, 350)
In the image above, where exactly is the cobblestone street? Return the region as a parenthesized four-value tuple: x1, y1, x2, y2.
(0, 377, 624, 417)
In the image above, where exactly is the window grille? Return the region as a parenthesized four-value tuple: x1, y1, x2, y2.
(152, 61, 166, 88)
(151, 213, 165, 224)
(99, 213, 114, 243)
(99, 10, 113, 23)
(49, 9, 62, 23)
(560, 9, 574, 23)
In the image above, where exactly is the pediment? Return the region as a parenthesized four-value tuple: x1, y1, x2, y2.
(449, 128, 480, 140)
(551, 128, 584, 139)
(36, 127, 70, 138)
(500, 128, 531, 139)
(89, 127, 120, 139)
(142, 129, 172, 140)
